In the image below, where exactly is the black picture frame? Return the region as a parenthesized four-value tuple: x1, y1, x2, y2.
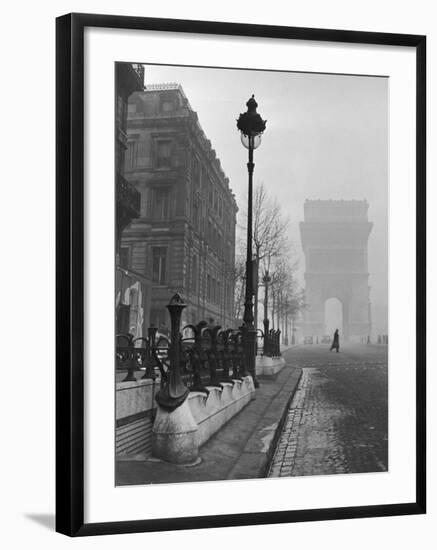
(56, 12, 426, 537)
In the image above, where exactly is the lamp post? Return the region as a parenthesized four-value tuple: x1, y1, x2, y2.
(262, 270, 271, 356)
(237, 95, 266, 388)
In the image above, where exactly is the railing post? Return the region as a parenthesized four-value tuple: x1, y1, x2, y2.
(185, 320, 207, 392)
(239, 326, 250, 378)
(152, 294, 199, 464)
(155, 294, 190, 411)
(205, 325, 222, 387)
(263, 318, 270, 356)
(141, 325, 158, 379)
(228, 331, 240, 380)
(220, 329, 233, 383)
(119, 333, 137, 382)
(269, 329, 274, 357)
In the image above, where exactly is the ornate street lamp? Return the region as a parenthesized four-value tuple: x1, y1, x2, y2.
(237, 95, 267, 387)
(262, 270, 271, 356)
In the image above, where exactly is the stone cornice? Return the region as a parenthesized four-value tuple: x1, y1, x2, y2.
(128, 86, 238, 213)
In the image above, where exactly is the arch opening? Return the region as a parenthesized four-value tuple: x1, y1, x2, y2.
(324, 298, 343, 340)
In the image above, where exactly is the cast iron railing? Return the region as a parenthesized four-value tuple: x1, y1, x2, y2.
(117, 294, 272, 411)
(116, 305, 250, 398)
(117, 325, 281, 396)
(255, 328, 281, 357)
(116, 327, 168, 382)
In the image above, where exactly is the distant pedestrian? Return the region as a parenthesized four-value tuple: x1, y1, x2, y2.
(330, 329, 340, 353)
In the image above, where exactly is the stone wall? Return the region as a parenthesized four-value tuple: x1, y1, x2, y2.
(116, 375, 255, 460)
(116, 378, 158, 457)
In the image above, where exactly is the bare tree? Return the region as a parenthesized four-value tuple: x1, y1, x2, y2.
(232, 255, 246, 325)
(238, 182, 291, 329)
(235, 182, 306, 341)
(268, 255, 305, 344)
(253, 183, 289, 264)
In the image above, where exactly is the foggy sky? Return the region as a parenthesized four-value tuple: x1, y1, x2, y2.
(142, 64, 388, 328)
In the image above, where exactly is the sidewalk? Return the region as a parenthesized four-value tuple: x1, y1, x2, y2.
(116, 356, 302, 486)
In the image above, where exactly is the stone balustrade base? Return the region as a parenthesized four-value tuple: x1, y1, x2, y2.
(189, 377, 255, 447)
(152, 399, 199, 464)
(152, 376, 255, 464)
(256, 356, 286, 376)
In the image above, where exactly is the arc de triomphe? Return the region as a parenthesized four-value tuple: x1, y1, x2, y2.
(300, 200, 373, 342)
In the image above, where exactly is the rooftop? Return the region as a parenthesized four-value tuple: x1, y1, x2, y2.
(303, 199, 370, 222)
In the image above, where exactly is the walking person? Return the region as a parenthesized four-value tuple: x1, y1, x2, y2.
(330, 329, 340, 353)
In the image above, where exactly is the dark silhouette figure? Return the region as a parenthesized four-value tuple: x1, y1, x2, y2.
(330, 329, 340, 352)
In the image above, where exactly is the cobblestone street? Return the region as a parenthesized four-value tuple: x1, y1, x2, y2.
(268, 344, 388, 478)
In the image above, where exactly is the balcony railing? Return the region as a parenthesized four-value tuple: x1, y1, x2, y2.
(116, 174, 141, 220)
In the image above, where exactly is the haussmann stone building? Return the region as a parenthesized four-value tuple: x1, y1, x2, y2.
(115, 63, 152, 340)
(121, 83, 238, 333)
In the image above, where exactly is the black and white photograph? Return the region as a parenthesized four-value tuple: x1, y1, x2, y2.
(1, 0, 432, 546)
(115, 62, 389, 486)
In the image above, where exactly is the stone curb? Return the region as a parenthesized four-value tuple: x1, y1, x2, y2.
(226, 367, 303, 480)
(261, 368, 303, 477)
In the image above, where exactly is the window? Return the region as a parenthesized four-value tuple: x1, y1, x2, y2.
(213, 279, 217, 304)
(119, 246, 130, 268)
(156, 140, 172, 168)
(116, 304, 130, 334)
(154, 188, 170, 220)
(192, 158, 200, 190)
(116, 94, 126, 125)
(128, 288, 140, 335)
(207, 279, 210, 303)
(161, 100, 174, 112)
(160, 94, 176, 113)
(151, 308, 167, 330)
(126, 141, 138, 169)
(152, 247, 167, 285)
(193, 200, 199, 230)
(191, 255, 197, 293)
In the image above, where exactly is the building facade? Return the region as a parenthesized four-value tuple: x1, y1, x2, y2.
(115, 63, 153, 338)
(121, 83, 238, 331)
(300, 199, 373, 342)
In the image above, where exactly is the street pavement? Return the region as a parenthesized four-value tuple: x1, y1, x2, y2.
(268, 343, 388, 478)
(116, 362, 302, 485)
